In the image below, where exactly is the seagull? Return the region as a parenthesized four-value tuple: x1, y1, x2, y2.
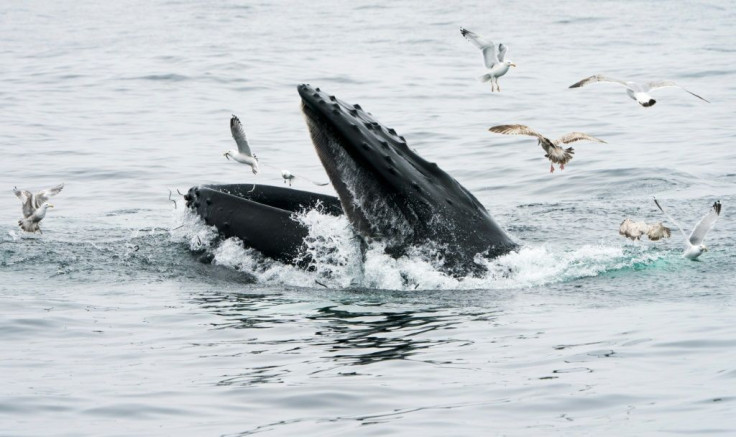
(619, 218, 671, 241)
(645, 222, 672, 241)
(282, 170, 295, 186)
(281, 169, 329, 187)
(224, 115, 259, 174)
(488, 124, 606, 173)
(569, 75, 709, 107)
(13, 183, 64, 233)
(18, 202, 54, 233)
(460, 27, 516, 92)
(653, 198, 722, 260)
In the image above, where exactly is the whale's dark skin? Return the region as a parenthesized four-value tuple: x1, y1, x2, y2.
(187, 85, 517, 275)
(185, 184, 341, 267)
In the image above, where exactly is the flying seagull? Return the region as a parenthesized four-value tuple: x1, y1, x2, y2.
(653, 198, 721, 260)
(13, 183, 63, 233)
(224, 115, 259, 174)
(488, 124, 606, 173)
(619, 218, 671, 241)
(569, 75, 709, 107)
(281, 169, 329, 187)
(460, 27, 516, 92)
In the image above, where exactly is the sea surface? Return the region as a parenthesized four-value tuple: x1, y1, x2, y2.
(2, 1, 735, 435)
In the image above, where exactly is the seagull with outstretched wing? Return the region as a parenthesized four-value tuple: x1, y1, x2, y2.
(14, 183, 63, 218)
(489, 124, 606, 173)
(653, 198, 721, 260)
(13, 183, 62, 233)
(569, 74, 709, 107)
(280, 169, 329, 187)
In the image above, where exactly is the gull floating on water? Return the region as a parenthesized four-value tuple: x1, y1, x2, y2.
(569, 75, 709, 107)
(488, 124, 606, 173)
(460, 27, 516, 92)
(619, 218, 671, 241)
(654, 198, 721, 260)
(224, 115, 259, 174)
(281, 169, 329, 187)
(13, 183, 63, 233)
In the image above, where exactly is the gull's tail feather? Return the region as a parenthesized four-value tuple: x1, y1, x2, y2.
(18, 218, 40, 233)
(478, 74, 492, 83)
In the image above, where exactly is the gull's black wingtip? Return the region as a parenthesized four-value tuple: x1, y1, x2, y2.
(653, 197, 664, 212)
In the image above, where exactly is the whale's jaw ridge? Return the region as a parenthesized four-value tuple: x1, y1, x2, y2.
(298, 84, 517, 274)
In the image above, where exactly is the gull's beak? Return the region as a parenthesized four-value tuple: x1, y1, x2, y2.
(48, 204, 54, 208)
(223, 152, 230, 160)
(703, 246, 708, 252)
(510, 62, 517, 67)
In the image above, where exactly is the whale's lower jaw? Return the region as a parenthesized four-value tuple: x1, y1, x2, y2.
(185, 184, 342, 267)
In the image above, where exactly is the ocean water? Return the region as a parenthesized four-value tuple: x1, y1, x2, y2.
(2, 0, 735, 435)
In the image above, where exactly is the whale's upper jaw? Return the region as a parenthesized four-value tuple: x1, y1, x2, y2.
(298, 84, 488, 211)
(298, 84, 517, 272)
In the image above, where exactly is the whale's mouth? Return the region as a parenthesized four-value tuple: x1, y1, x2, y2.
(297, 84, 517, 274)
(298, 85, 416, 248)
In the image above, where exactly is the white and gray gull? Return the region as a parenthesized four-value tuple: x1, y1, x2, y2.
(460, 27, 516, 92)
(653, 198, 721, 260)
(13, 183, 63, 233)
(569, 75, 709, 107)
(224, 115, 259, 174)
(489, 125, 606, 173)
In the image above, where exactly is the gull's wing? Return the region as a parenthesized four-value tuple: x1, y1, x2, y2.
(556, 132, 607, 145)
(688, 201, 721, 246)
(653, 197, 689, 241)
(569, 74, 630, 89)
(489, 124, 546, 139)
(497, 43, 508, 62)
(13, 187, 30, 203)
(646, 81, 710, 103)
(36, 183, 64, 204)
(14, 187, 34, 217)
(15, 189, 32, 217)
(230, 115, 253, 156)
(647, 222, 671, 241)
(489, 124, 551, 142)
(460, 28, 498, 68)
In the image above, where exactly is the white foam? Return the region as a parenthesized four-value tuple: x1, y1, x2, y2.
(170, 208, 663, 290)
(169, 207, 219, 252)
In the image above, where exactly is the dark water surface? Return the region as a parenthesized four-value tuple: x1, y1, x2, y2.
(2, 1, 735, 435)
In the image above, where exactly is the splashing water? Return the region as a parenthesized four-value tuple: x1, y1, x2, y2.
(170, 207, 664, 290)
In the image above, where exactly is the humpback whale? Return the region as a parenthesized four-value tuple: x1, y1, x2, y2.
(186, 85, 517, 275)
